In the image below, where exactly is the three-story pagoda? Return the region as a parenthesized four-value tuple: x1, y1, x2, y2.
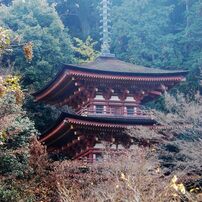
(33, 0, 188, 162)
(33, 55, 187, 161)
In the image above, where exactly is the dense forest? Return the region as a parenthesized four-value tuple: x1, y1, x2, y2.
(0, 0, 201, 201)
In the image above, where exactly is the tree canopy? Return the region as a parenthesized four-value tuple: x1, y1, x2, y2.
(0, 0, 202, 201)
(0, 0, 74, 90)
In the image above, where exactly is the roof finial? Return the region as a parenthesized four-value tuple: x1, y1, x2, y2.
(100, 0, 115, 57)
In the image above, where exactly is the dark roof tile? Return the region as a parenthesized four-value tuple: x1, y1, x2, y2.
(74, 56, 186, 74)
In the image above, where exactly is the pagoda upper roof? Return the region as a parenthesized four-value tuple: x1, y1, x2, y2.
(33, 56, 188, 102)
(72, 56, 187, 75)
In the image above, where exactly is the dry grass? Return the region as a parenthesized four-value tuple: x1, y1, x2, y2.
(54, 147, 200, 202)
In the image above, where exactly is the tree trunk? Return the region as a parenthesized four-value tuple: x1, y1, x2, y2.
(78, 1, 91, 38)
(185, 0, 190, 36)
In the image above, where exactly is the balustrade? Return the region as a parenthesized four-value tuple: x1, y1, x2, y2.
(77, 103, 153, 119)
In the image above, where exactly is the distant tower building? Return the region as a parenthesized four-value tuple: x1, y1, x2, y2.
(100, 0, 115, 57)
(33, 0, 188, 162)
(199, 68, 202, 96)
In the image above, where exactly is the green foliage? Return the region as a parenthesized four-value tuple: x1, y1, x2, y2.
(0, 0, 74, 90)
(109, 0, 202, 104)
(0, 74, 38, 201)
(0, 185, 20, 202)
(0, 154, 29, 177)
(0, 0, 76, 136)
(111, 0, 175, 67)
(48, 0, 99, 39)
(111, 0, 201, 70)
(0, 93, 36, 176)
(47, 0, 202, 75)
(0, 27, 11, 55)
(183, 1, 202, 69)
(0, 90, 45, 201)
(0, 74, 36, 145)
(24, 95, 59, 132)
(73, 36, 99, 63)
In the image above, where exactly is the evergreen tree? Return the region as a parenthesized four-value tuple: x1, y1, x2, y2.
(0, 28, 34, 201)
(111, 0, 202, 72)
(183, 0, 202, 70)
(48, 0, 99, 40)
(111, 0, 175, 67)
(0, 0, 74, 90)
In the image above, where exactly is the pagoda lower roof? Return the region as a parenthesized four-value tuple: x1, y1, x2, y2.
(39, 113, 157, 143)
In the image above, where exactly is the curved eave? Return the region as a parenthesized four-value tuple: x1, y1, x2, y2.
(32, 67, 67, 97)
(64, 64, 188, 77)
(33, 63, 188, 101)
(39, 113, 157, 143)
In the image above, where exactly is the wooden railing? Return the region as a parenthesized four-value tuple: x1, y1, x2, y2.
(77, 106, 153, 119)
